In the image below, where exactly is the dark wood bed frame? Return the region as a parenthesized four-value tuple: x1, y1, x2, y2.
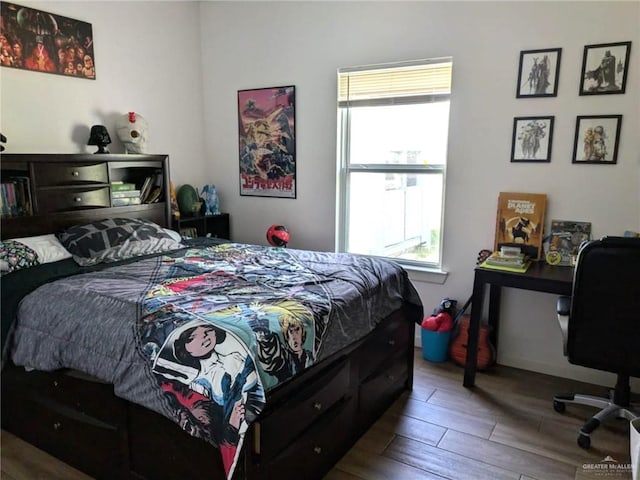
(1, 154, 417, 480)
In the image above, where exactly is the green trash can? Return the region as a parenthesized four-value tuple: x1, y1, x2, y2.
(421, 329, 451, 362)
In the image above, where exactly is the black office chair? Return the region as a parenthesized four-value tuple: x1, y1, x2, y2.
(553, 236, 640, 449)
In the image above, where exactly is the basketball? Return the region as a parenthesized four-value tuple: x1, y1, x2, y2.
(267, 224, 290, 247)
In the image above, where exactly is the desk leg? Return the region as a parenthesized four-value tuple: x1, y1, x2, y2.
(488, 285, 501, 351)
(463, 271, 485, 388)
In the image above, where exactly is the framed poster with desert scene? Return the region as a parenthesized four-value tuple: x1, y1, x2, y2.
(511, 116, 554, 162)
(572, 115, 622, 164)
(238, 85, 296, 198)
(579, 41, 631, 95)
(516, 48, 561, 98)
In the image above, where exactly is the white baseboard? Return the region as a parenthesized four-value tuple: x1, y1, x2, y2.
(498, 353, 640, 390)
(415, 328, 639, 390)
(498, 354, 609, 386)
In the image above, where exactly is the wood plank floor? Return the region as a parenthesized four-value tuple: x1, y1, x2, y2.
(2, 349, 634, 480)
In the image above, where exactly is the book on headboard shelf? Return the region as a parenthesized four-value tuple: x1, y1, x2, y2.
(140, 170, 164, 204)
(494, 192, 547, 261)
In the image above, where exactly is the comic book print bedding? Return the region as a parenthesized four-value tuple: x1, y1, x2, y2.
(9, 243, 422, 480)
(140, 244, 333, 477)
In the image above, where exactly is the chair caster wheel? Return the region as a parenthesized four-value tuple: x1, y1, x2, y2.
(577, 434, 590, 449)
(553, 400, 566, 413)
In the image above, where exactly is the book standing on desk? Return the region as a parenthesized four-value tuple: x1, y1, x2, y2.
(547, 220, 591, 266)
(494, 192, 547, 260)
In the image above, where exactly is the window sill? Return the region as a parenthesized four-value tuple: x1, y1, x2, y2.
(401, 264, 449, 285)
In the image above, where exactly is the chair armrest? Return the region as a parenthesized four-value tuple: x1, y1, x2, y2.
(557, 296, 571, 316)
(556, 295, 571, 356)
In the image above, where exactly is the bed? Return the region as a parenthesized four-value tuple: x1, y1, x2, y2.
(1, 209, 422, 479)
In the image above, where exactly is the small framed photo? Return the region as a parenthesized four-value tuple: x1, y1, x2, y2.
(516, 48, 562, 98)
(579, 41, 631, 95)
(572, 115, 622, 164)
(511, 116, 554, 162)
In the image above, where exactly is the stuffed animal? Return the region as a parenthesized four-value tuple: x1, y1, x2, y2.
(115, 112, 148, 154)
(169, 181, 180, 219)
(201, 184, 220, 216)
(420, 297, 458, 332)
(433, 297, 457, 317)
(421, 312, 453, 332)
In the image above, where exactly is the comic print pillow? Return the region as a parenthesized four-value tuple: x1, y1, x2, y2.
(0, 240, 40, 274)
(57, 217, 183, 266)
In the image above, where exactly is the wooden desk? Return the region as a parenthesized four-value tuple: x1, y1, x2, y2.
(463, 262, 574, 387)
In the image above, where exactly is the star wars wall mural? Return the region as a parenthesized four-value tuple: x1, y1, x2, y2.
(0, 2, 95, 80)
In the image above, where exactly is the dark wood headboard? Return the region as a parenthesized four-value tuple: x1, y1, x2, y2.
(1, 153, 171, 240)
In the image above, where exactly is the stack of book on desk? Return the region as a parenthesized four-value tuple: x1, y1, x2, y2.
(480, 248, 531, 273)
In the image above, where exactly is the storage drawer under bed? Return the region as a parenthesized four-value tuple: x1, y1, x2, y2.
(255, 356, 351, 460)
(356, 313, 411, 381)
(255, 394, 357, 479)
(2, 375, 126, 480)
(2, 367, 126, 425)
(359, 349, 410, 421)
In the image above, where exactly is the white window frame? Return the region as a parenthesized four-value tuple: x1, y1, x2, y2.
(336, 58, 452, 271)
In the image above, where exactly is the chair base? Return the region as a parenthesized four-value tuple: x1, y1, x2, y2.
(553, 391, 639, 449)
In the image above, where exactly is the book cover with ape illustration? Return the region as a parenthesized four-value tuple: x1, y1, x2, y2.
(494, 192, 547, 261)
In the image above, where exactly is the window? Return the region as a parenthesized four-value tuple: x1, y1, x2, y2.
(337, 58, 452, 269)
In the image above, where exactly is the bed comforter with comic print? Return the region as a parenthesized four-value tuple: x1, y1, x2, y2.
(8, 243, 422, 479)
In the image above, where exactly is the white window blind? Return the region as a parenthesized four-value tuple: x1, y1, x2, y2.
(338, 59, 452, 105)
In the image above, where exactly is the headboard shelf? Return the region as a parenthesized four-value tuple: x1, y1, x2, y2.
(1, 153, 171, 239)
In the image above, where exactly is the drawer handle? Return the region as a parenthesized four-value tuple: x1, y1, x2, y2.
(313, 402, 323, 411)
(313, 446, 322, 455)
(53, 422, 61, 430)
(53, 380, 58, 387)
(72, 171, 80, 177)
(74, 197, 83, 203)
(388, 339, 396, 346)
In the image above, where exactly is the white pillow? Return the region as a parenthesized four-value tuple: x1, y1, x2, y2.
(10, 234, 72, 264)
(163, 228, 183, 243)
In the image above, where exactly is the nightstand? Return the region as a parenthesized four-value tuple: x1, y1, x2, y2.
(172, 213, 230, 240)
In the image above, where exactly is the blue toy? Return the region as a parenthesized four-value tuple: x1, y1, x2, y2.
(201, 184, 220, 216)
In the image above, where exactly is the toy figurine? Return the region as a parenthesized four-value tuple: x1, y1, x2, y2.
(115, 111, 148, 154)
(169, 181, 180, 219)
(201, 184, 220, 216)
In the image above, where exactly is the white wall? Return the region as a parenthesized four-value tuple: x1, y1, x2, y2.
(2, 1, 639, 387)
(0, 1, 208, 188)
(199, 1, 640, 387)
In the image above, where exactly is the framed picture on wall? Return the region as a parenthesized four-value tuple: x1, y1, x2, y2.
(511, 116, 554, 162)
(516, 48, 562, 98)
(0, 2, 96, 80)
(579, 41, 631, 95)
(238, 85, 296, 198)
(572, 115, 622, 164)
